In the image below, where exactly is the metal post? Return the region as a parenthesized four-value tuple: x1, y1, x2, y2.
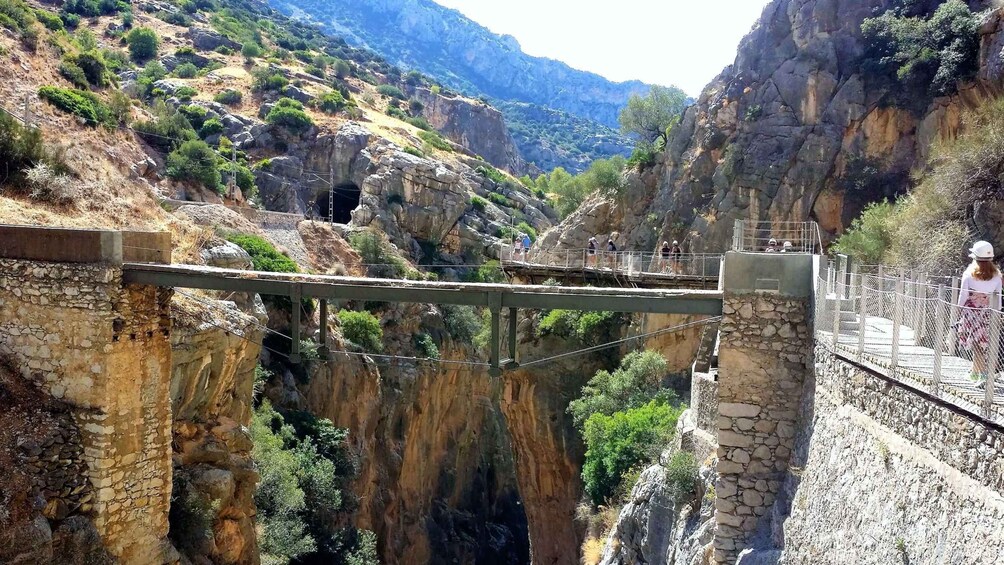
(891, 277, 903, 373)
(858, 275, 867, 360)
(489, 293, 502, 377)
(318, 299, 329, 360)
(986, 291, 1001, 415)
(949, 276, 961, 357)
(506, 307, 518, 368)
(832, 275, 842, 349)
(878, 265, 885, 317)
(289, 285, 302, 363)
(932, 285, 948, 394)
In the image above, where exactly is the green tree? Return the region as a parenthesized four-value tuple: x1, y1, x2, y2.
(619, 85, 688, 147)
(582, 400, 681, 504)
(338, 310, 383, 353)
(125, 27, 159, 62)
(568, 350, 676, 428)
(831, 200, 896, 265)
(166, 140, 221, 191)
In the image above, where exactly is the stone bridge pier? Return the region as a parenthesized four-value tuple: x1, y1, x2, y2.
(712, 252, 815, 563)
(0, 226, 177, 564)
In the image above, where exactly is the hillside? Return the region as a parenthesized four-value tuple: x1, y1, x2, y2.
(270, 0, 646, 171)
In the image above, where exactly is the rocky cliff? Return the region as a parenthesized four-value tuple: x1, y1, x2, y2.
(543, 0, 1001, 254)
(274, 0, 649, 129)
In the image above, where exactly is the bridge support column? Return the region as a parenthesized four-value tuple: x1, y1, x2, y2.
(0, 226, 177, 564)
(713, 252, 815, 563)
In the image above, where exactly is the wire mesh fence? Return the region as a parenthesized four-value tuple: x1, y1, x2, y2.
(816, 261, 1004, 425)
(499, 245, 723, 280)
(732, 220, 824, 254)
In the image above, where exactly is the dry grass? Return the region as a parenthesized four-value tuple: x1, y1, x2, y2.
(581, 537, 606, 565)
(297, 221, 365, 275)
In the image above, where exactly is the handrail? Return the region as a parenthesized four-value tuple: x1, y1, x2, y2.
(499, 243, 724, 279)
(732, 220, 823, 254)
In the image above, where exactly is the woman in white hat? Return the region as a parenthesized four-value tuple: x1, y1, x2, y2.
(957, 240, 1002, 381)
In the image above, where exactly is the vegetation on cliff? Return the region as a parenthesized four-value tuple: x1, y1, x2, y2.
(834, 96, 1004, 273)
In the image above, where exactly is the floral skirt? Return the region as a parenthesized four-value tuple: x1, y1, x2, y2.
(959, 295, 992, 352)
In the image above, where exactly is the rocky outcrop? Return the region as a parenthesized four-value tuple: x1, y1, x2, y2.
(169, 297, 265, 565)
(543, 0, 1002, 254)
(409, 87, 528, 175)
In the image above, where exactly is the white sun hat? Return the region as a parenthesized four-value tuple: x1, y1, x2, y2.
(970, 240, 995, 260)
(782, 241, 793, 248)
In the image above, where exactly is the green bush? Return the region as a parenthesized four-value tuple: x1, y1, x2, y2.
(37, 85, 113, 127)
(466, 260, 505, 284)
(62, 51, 108, 86)
(487, 192, 510, 208)
(252, 68, 289, 92)
(470, 195, 488, 212)
(516, 222, 537, 243)
(418, 129, 451, 152)
(831, 200, 896, 265)
(406, 116, 431, 131)
(349, 231, 408, 279)
(414, 333, 439, 359)
(166, 140, 221, 191)
(214, 89, 243, 106)
(266, 97, 313, 132)
(476, 164, 507, 185)
(240, 42, 262, 59)
(665, 451, 698, 503)
(199, 117, 224, 138)
(538, 309, 620, 345)
(441, 304, 480, 343)
(178, 104, 208, 129)
(174, 61, 198, 78)
(385, 104, 407, 120)
(0, 0, 36, 36)
(133, 102, 197, 151)
(318, 90, 346, 113)
(175, 86, 198, 101)
(338, 310, 383, 353)
(33, 8, 62, 31)
(403, 146, 424, 158)
(125, 26, 159, 62)
(861, 1, 980, 105)
(59, 60, 89, 89)
(226, 233, 299, 273)
(582, 400, 681, 505)
(568, 350, 676, 428)
(376, 84, 405, 99)
(626, 147, 657, 169)
(220, 160, 257, 195)
(0, 111, 65, 188)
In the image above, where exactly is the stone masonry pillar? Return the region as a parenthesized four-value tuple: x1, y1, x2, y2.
(713, 252, 814, 563)
(0, 227, 177, 563)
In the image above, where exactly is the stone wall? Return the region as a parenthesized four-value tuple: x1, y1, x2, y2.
(0, 258, 177, 564)
(691, 371, 718, 440)
(768, 347, 1004, 563)
(714, 292, 812, 563)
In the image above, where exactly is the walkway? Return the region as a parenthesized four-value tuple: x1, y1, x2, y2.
(817, 264, 1004, 426)
(500, 247, 722, 290)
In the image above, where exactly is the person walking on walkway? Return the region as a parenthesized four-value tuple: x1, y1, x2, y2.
(765, 238, 778, 253)
(587, 237, 598, 268)
(513, 235, 523, 263)
(522, 233, 532, 262)
(660, 241, 672, 273)
(671, 240, 683, 274)
(957, 240, 1003, 382)
(606, 238, 618, 270)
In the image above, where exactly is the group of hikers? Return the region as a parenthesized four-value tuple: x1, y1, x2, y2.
(584, 237, 686, 274)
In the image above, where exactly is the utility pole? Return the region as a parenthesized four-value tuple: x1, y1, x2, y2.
(329, 183, 334, 224)
(228, 144, 237, 199)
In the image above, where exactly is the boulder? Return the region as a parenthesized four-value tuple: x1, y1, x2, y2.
(188, 28, 239, 52)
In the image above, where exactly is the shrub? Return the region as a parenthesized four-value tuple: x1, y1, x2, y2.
(220, 160, 257, 195)
(24, 162, 80, 204)
(125, 27, 159, 62)
(665, 451, 698, 503)
(516, 221, 537, 243)
(403, 146, 424, 158)
(318, 90, 346, 113)
(226, 233, 299, 273)
(582, 400, 681, 505)
(538, 309, 621, 346)
(349, 231, 408, 279)
(266, 97, 313, 132)
(168, 473, 218, 556)
(414, 333, 439, 359)
(100, 48, 130, 73)
(174, 61, 198, 78)
(487, 192, 510, 208)
(34, 8, 62, 31)
(241, 42, 262, 59)
(441, 304, 480, 343)
(133, 103, 197, 152)
(376, 84, 405, 99)
(405, 116, 431, 131)
(831, 200, 896, 265)
(567, 350, 674, 427)
(178, 104, 207, 129)
(476, 164, 507, 185)
(466, 260, 505, 284)
(338, 310, 383, 353)
(861, 1, 980, 106)
(199, 117, 224, 138)
(59, 60, 89, 89)
(167, 140, 221, 191)
(37, 85, 113, 127)
(385, 104, 407, 120)
(214, 89, 243, 106)
(419, 129, 451, 151)
(174, 86, 198, 101)
(252, 68, 288, 92)
(0, 112, 65, 188)
(470, 195, 488, 212)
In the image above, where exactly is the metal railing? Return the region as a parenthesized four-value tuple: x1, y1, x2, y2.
(815, 261, 1004, 425)
(499, 245, 723, 280)
(732, 220, 823, 254)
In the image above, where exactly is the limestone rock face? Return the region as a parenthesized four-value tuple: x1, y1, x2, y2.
(169, 298, 264, 565)
(408, 87, 528, 175)
(542, 0, 1004, 254)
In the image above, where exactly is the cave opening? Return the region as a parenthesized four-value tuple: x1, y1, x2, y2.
(314, 182, 361, 224)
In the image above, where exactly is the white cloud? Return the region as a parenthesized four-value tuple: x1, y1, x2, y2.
(432, 0, 773, 96)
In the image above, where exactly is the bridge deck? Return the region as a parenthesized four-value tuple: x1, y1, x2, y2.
(502, 262, 719, 290)
(122, 263, 724, 315)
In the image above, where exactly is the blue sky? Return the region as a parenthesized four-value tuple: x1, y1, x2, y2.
(431, 0, 774, 96)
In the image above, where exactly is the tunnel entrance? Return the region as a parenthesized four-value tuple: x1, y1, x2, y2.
(314, 182, 361, 224)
